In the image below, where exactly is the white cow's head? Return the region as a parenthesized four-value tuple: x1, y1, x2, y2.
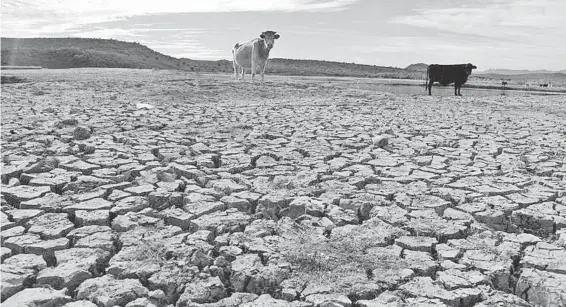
(260, 31, 280, 50)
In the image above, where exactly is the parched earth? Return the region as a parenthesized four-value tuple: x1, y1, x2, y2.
(1, 69, 566, 307)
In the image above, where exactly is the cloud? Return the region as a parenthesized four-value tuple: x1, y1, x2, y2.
(347, 31, 566, 70)
(0, 0, 359, 60)
(55, 26, 225, 60)
(1, 0, 359, 37)
(389, 0, 566, 46)
(143, 39, 228, 60)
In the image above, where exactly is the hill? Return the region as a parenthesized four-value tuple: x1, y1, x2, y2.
(0, 37, 237, 72)
(268, 58, 420, 78)
(400, 62, 566, 86)
(1, 37, 181, 70)
(6, 38, 562, 83)
(475, 72, 566, 86)
(479, 68, 566, 75)
(404, 63, 428, 72)
(1, 37, 423, 79)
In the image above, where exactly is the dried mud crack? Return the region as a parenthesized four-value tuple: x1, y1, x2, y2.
(1, 69, 566, 307)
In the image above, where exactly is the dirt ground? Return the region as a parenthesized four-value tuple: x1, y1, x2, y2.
(1, 68, 566, 307)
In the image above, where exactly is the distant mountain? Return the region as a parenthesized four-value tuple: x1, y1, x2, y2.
(405, 63, 428, 72)
(478, 68, 566, 75)
(268, 58, 416, 78)
(0, 37, 228, 72)
(474, 72, 566, 86)
(1, 37, 425, 79)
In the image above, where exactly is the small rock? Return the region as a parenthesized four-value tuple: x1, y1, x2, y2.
(220, 195, 251, 212)
(522, 242, 566, 274)
(8, 209, 44, 225)
(76, 275, 149, 307)
(147, 263, 195, 304)
(75, 210, 111, 227)
(73, 126, 92, 140)
(1, 211, 16, 230)
(207, 292, 259, 306)
(107, 189, 132, 202)
(111, 196, 149, 215)
(66, 225, 112, 242)
(183, 200, 225, 218)
(399, 277, 459, 306)
(19, 192, 73, 212)
(1, 226, 26, 245)
(515, 268, 566, 307)
(305, 293, 352, 307)
(4, 233, 43, 253)
(219, 246, 243, 261)
(125, 184, 156, 196)
(61, 118, 79, 125)
(24, 157, 60, 174)
(2, 185, 51, 205)
(475, 290, 531, 307)
(63, 301, 99, 307)
(26, 237, 70, 255)
(281, 196, 325, 219)
(436, 243, 462, 261)
(26, 213, 75, 239)
(190, 209, 251, 235)
(211, 179, 246, 195)
(59, 160, 100, 175)
(125, 297, 157, 307)
(3, 253, 47, 271)
(2, 287, 71, 307)
(395, 235, 438, 253)
(1, 247, 12, 261)
(106, 245, 162, 279)
(74, 231, 115, 252)
(160, 207, 196, 230)
(148, 189, 183, 210)
(8, 178, 20, 187)
(64, 198, 113, 215)
(36, 247, 111, 291)
(148, 289, 166, 300)
(325, 205, 358, 226)
(176, 276, 227, 305)
(372, 135, 389, 148)
(1, 265, 35, 300)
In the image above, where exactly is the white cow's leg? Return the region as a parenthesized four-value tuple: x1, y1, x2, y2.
(233, 62, 238, 80)
(251, 57, 257, 82)
(240, 67, 245, 81)
(261, 61, 268, 82)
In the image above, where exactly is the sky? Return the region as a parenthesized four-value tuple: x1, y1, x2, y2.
(1, 0, 565, 70)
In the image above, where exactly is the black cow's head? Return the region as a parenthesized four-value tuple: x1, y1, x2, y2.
(465, 63, 477, 75)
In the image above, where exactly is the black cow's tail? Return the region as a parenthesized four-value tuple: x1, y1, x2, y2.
(425, 66, 429, 91)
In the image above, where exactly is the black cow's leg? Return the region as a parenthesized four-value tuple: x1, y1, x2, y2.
(454, 85, 458, 96)
(458, 86, 462, 96)
(428, 82, 432, 95)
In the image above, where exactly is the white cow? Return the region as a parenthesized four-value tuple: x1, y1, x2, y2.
(232, 31, 280, 81)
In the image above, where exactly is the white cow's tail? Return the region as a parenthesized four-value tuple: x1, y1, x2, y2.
(233, 43, 241, 53)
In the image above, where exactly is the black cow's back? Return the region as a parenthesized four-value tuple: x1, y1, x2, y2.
(426, 63, 477, 96)
(427, 64, 470, 86)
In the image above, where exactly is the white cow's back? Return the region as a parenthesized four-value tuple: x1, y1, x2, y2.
(233, 38, 267, 70)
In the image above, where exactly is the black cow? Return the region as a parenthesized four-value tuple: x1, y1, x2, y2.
(425, 63, 477, 96)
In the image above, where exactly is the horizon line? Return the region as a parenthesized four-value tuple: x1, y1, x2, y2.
(2, 36, 565, 72)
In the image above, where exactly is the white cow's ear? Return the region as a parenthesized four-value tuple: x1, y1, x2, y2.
(274, 34, 280, 39)
(260, 33, 265, 39)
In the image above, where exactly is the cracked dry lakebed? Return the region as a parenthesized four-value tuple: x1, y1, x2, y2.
(1, 68, 566, 307)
